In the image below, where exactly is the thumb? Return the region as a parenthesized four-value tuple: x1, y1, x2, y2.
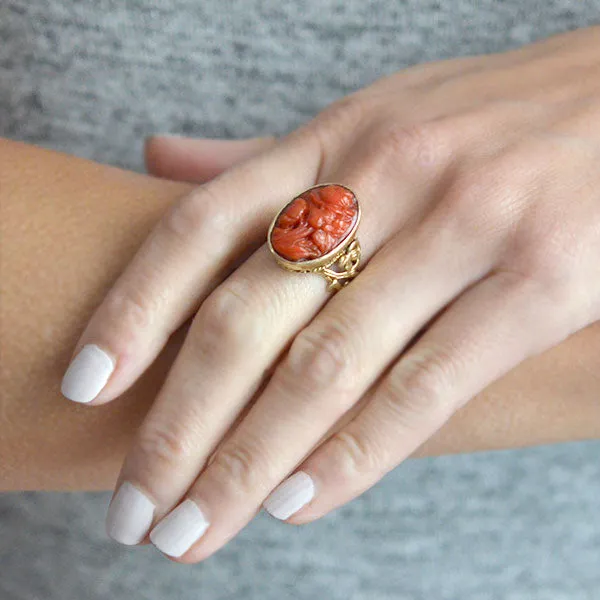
(144, 135, 277, 183)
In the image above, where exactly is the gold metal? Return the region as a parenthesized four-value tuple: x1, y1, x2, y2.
(267, 183, 362, 292)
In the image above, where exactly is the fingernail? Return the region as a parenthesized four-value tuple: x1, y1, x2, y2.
(263, 471, 315, 520)
(61, 344, 114, 403)
(105, 482, 155, 545)
(150, 499, 210, 558)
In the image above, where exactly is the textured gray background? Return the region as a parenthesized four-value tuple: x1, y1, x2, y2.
(1, 1, 599, 599)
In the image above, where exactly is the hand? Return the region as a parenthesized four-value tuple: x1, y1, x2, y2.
(61, 26, 600, 562)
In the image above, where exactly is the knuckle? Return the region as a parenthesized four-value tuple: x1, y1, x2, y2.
(382, 345, 455, 426)
(210, 443, 265, 494)
(160, 186, 226, 249)
(517, 238, 571, 284)
(193, 278, 261, 354)
(509, 216, 583, 296)
(307, 93, 371, 174)
(442, 171, 488, 224)
(283, 317, 357, 393)
(312, 93, 369, 143)
(375, 121, 441, 165)
(362, 119, 451, 180)
(439, 145, 546, 242)
(328, 429, 385, 479)
(507, 244, 579, 312)
(435, 165, 513, 245)
(102, 282, 157, 338)
(135, 421, 194, 470)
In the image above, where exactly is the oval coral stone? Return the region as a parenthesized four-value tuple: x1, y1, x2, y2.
(271, 185, 358, 262)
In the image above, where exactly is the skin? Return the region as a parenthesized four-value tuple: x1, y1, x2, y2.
(52, 25, 600, 563)
(2, 140, 598, 491)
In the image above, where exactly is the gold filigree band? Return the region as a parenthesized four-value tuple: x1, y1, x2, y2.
(308, 237, 361, 292)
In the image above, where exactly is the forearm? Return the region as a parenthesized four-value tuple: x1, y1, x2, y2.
(1, 139, 598, 491)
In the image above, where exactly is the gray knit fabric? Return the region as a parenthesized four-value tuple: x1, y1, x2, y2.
(1, 1, 599, 599)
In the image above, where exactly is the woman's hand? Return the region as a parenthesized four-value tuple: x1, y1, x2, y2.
(61, 26, 600, 562)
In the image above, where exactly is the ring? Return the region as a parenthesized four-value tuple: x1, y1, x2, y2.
(267, 183, 362, 292)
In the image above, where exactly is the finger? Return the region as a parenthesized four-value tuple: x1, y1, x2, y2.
(105, 130, 456, 551)
(136, 109, 506, 560)
(154, 206, 495, 562)
(106, 101, 513, 552)
(276, 269, 573, 524)
(60, 128, 319, 406)
(138, 164, 489, 562)
(145, 136, 278, 183)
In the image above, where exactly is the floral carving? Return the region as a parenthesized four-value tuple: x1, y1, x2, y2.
(271, 185, 358, 261)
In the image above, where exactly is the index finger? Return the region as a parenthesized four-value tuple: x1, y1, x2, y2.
(60, 127, 322, 405)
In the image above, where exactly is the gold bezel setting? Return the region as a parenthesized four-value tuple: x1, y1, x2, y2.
(267, 183, 362, 291)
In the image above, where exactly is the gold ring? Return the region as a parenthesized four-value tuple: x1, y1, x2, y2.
(267, 183, 362, 292)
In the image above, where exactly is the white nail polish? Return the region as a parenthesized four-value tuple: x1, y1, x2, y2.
(105, 482, 155, 545)
(150, 499, 210, 558)
(263, 471, 315, 520)
(61, 344, 114, 404)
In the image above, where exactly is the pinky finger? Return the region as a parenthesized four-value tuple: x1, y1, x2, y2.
(264, 271, 575, 523)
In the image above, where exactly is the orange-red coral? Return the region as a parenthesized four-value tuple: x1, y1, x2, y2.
(271, 185, 357, 261)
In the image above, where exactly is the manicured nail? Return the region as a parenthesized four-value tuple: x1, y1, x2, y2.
(105, 482, 155, 545)
(61, 344, 114, 403)
(150, 499, 210, 558)
(263, 471, 315, 520)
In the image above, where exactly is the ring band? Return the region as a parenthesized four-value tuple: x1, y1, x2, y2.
(267, 183, 362, 292)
